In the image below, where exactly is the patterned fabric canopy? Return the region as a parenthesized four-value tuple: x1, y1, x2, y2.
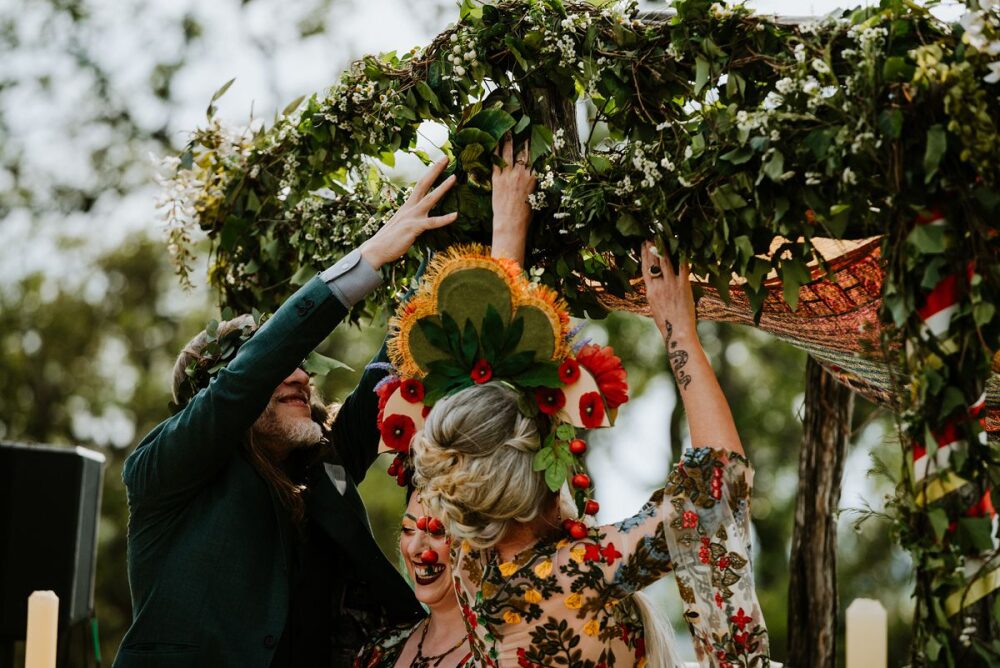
(591, 237, 999, 441)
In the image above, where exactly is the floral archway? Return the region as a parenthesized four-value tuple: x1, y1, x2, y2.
(161, 0, 1000, 662)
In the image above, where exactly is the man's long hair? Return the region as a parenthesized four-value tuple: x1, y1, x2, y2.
(171, 315, 335, 527)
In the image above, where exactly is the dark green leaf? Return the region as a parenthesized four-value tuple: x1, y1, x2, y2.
(512, 363, 561, 387)
(923, 125, 947, 182)
(530, 125, 554, 164)
(418, 318, 452, 354)
(461, 320, 480, 367)
(468, 108, 517, 142)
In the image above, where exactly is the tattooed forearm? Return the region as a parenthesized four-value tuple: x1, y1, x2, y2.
(664, 320, 693, 391)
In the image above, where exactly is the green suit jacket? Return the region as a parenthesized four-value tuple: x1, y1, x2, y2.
(115, 277, 422, 668)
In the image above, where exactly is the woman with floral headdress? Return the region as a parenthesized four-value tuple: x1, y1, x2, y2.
(370, 137, 770, 667)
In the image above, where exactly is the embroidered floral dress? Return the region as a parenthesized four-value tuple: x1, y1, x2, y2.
(354, 621, 476, 668)
(451, 447, 770, 667)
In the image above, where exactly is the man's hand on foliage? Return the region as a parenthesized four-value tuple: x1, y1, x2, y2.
(360, 157, 458, 270)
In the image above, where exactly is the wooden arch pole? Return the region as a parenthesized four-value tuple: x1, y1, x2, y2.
(787, 357, 854, 667)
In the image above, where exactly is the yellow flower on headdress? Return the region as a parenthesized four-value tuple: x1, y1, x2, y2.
(534, 559, 553, 579)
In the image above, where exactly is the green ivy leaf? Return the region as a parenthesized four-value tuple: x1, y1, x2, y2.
(544, 460, 568, 492)
(529, 124, 554, 163)
(694, 56, 710, 95)
(779, 258, 812, 310)
(923, 125, 947, 182)
(556, 424, 575, 440)
(301, 351, 354, 376)
(467, 108, 516, 142)
(533, 445, 556, 472)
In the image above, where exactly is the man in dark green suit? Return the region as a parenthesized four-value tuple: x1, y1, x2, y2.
(115, 159, 459, 668)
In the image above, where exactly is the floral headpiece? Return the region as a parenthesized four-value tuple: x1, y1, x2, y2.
(375, 245, 628, 535)
(172, 311, 348, 413)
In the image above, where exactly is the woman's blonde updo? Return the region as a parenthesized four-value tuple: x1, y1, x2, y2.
(411, 382, 555, 549)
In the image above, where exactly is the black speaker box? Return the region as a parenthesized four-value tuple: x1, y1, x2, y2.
(0, 443, 105, 640)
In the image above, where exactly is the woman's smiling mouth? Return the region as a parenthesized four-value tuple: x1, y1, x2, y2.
(414, 562, 446, 585)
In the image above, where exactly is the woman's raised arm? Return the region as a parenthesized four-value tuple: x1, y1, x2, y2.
(490, 138, 536, 266)
(641, 241, 744, 456)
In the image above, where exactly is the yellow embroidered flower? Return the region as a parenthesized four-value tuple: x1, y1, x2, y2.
(503, 610, 522, 625)
(570, 545, 587, 563)
(523, 588, 543, 604)
(461, 540, 472, 553)
(534, 560, 553, 579)
(556, 539, 570, 549)
(603, 598, 619, 612)
(482, 582, 498, 598)
(499, 561, 518, 577)
(565, 593, 583, 610)
(583, 619, 600, 637)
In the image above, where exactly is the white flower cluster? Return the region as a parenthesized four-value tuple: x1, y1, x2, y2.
(960, 8, 1000, 83)
(447, 31, 479, 78)
(847, 24, 888, 56)
(630, 144, 664, 189)
(735, 109, 768, 133)
(553, 128, 566, 151)
(710, 3, 734, 19)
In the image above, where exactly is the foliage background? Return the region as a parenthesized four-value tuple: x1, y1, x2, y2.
(1, 0, 961, 664)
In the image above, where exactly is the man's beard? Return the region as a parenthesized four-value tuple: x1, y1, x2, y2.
(252, 401, 323, 455)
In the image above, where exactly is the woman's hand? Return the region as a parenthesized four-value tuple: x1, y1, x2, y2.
(359, 157, 458, 270)
(641, 241, 697, 345)
(642, 240, 743, 454)
(491, 138, 536, 265)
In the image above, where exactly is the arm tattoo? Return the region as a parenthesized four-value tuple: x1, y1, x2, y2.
(664, 320, 693, 391)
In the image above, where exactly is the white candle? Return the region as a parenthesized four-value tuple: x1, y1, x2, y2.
(25, 590, 59, 668)
(846, 598, 888, 668)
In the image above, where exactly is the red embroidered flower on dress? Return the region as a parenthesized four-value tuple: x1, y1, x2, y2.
(718, 556, 730, 570)
(380, 413, 415, 452)
(400, 378, 425, 403)
(462, 604, 478, 628)
(579, 392, 605, 428)
(600, 543, 622, 565)
(730, 608, 752, 630)
(575, 344, 629, 409)
(682, 511, 699, 528)
(584, 543, 601, 562)
(471, 359, 493, 384)
(734, 631, 749, 647)
(558, 358, 581, 384)
(715, 592, 725, 608)
(535, 387, 566, 415)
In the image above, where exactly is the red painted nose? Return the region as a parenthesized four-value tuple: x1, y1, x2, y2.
(420, 549, 439, 565)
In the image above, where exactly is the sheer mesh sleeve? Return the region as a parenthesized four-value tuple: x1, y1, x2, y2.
(660, 446, 770, 665)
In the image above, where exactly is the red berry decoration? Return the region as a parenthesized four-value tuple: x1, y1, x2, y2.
(420, 549, 439, 565)
(568, 438, 587, 455)
(569, 522, 588, 540)
(562, 518, 577, 533)
(571, 473, 591, 489)
(416, 516, 429, 531)
(584, 500, 600, 516)
(427, 517, 445, 536)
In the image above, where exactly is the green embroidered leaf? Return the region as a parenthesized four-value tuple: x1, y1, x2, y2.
(555, 424, 575, 441)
